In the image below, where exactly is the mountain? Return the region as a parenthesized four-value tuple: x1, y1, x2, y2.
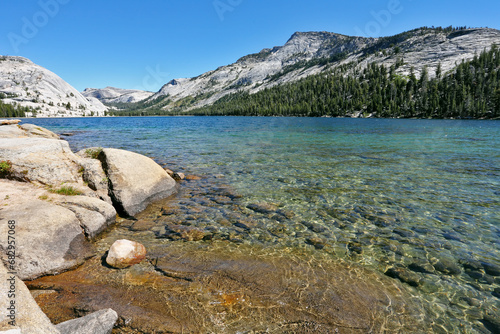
(123, 27, 500, 114)
(82, 87, 154, 104)
(0, 56, 107, 117)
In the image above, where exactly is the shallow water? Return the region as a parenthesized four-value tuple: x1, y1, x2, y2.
(24, 116, 500, 333)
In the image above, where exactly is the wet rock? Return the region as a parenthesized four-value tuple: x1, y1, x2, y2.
(130, 220, 155, 231)
(442, 232, 463, 242)
(301, 221, 326, 233)
(492, 287, 500, 299)
(55, 308, 118, 334)
(481, 310, 500, 334)
(408, 260, 435, 274)
(172, 172, 185, 181)
(106, 239, 147, 269)
(160, 206, 181, 216)
(234, 222, 252, 231)
(385, 267, 421, 287)
(459, 296, 481, 307)
(212, 196, 233, 205)
(432, 257, 461, 275)
(480, 275, 495, 285)
(99, 148, 178, 216)
(160, 225, 207, 241)
(279, 210, 295, 219)
(305, 237, 326, 250)
(481, 262, 500, 276)
(348, 242, 363, 254)
(247, 202, 278, 214)
(392, 228, 415, 238)
(185, 175, 201, 180)
(0, 263, 59, 333)
(459, 258, 483, 271)
(465, 269, 483, 280)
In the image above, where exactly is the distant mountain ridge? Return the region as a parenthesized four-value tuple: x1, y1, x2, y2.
(103, 27, 500, 114)
(0, 56, 107, 117)
(82, 87, 154, 104)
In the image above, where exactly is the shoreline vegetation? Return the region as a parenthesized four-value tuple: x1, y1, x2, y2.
(106, 46, 500, 119)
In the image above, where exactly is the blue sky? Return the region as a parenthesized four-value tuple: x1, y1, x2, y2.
(1, 0, 499, 92)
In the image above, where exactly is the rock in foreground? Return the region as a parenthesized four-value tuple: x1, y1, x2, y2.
(106, 239, 147, 269)
(55, 308, 118, 334)
(99, 148, 178, 216)
(0, 263, 58, 334)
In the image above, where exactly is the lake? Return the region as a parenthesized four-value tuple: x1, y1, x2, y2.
(24, 116, 500, 333)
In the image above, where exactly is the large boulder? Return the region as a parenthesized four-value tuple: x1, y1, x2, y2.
(0, 123, 59, 139)
(0, 180, 94, 280)
(0, 263, 59, 334)
(55, 309, 118, 334)
(99, 148, 178, 216)
(0, 137, 82, 185)
(18, 124, 60, 139)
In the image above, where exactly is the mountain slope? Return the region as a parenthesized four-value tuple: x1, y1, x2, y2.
(131, 27, 500, 113)
(187, 45, 500, 119)
(0, 56, 107, 117)
(82, 87, 154, 104)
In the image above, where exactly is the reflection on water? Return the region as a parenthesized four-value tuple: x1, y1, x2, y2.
(25, 117, 500, 333)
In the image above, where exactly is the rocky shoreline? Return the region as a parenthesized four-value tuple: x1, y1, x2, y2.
(0, 120, 178, 333)
(0, 120, 435, 333)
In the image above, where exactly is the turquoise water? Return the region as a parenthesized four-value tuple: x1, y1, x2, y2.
(25, 116, 500, 333)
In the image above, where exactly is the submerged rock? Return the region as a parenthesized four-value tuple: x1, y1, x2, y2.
(246, 202, 279, 214)
(482, 262, 500, 277)
(385, 267, 421, 287)
(99, 148, 178, 216)
(27, 242, 429, 333)
(432, 257, 462, 275)
(106, 239, 147, 269)
(55, 308, 118, 334)
(185, 175, 202, 180)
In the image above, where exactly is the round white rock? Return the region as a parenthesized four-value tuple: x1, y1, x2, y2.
(106, 239, 147, 269)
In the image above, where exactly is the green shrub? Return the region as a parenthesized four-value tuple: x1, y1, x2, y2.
(84, 147, 103, 159)
(49, 186, 82, 196)
(0, 160, 13, 177)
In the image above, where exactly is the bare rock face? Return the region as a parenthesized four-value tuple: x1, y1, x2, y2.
(82, 87, 154, 104)
(0, 263, 59, 334)
(55, 308, 118, 334)
(0, 137, 82, 185)
(99, 148, 178, 216)
(18, 124, 60, 139)
(0, 56, 107, 117)
(106, 239, 147, 269)
(0, 180, 94, 280)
